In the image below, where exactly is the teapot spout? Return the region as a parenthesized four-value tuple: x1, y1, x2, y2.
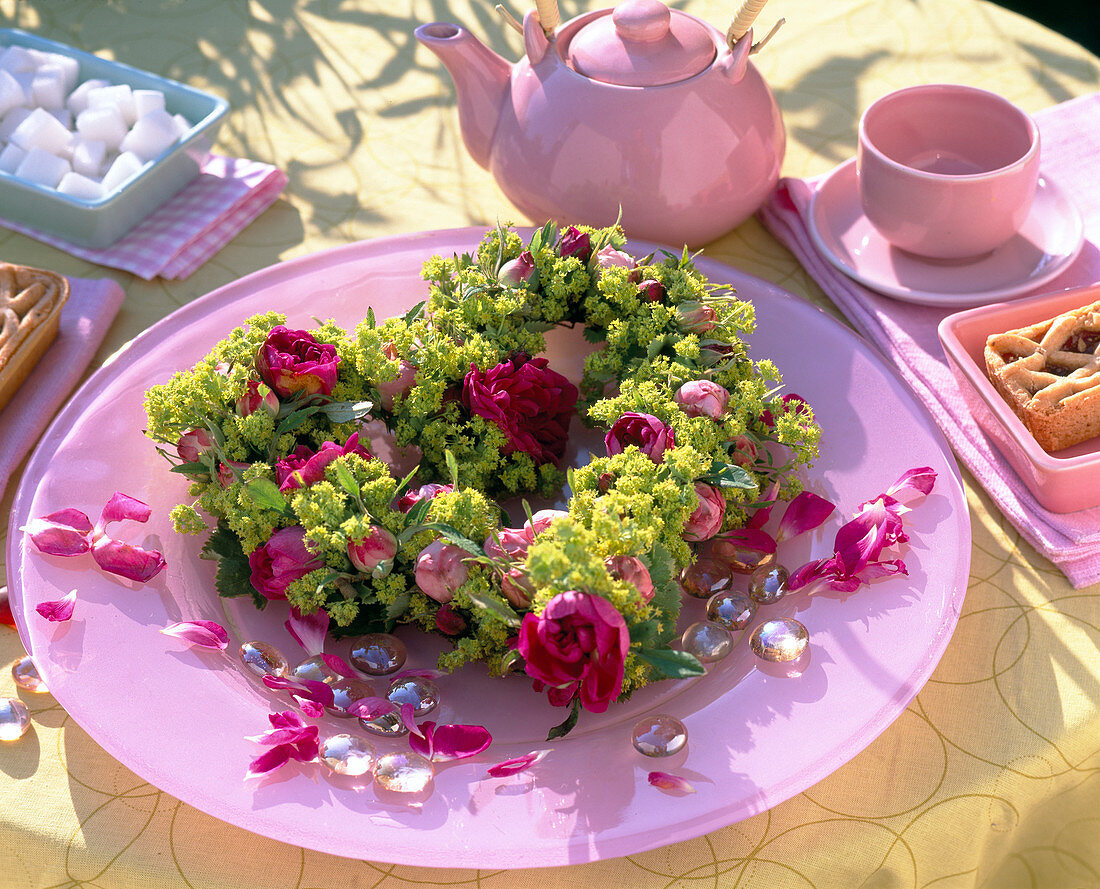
(415, 23, 512, 169)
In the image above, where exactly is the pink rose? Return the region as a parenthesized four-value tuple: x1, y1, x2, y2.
(524, 508, 567, 538)
(217, 460, 250, 488)
(605, 555, 654, 602)
(501, 567, 534, 608)
(415, 540, 470, 604)
(176, 428, 213, 463)
(463, 355, 578, 465)
(498, 250, 536, 286)
(518, 591, 630, 713)
(347, 524, 398, 576)
(639, 279, 664, 302)
(485, 526, 531, 561)
(275, 433, 371, 491)
(255, 325, 340, 399)
(675, 380, 729, 419)
(594, 245, 637, 274)
(558, 226, 591, 261)
(378, 357, 418, 411)
(236, 379, 280, 417)
(397, 483, 453, 513)
(676, 302, 717, 334)
(605, 412, 675, 464)
(684, 483, 725, 542)
(248, 527, 324, 600)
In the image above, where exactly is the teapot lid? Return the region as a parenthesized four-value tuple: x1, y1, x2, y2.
(566, 0, 716, 87)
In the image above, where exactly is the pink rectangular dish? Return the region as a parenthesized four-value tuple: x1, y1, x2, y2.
(938, 282, 1100, 513)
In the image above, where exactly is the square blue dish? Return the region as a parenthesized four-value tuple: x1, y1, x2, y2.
(0, 29, 228, 248)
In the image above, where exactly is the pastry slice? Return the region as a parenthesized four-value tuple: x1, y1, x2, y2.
(0, 263, 70, 413)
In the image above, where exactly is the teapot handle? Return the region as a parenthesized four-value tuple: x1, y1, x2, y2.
(524, 10, 552, 65)
(718, 26, 752, 83)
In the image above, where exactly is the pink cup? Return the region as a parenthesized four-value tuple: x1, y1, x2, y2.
(857, 84, 1040, 260)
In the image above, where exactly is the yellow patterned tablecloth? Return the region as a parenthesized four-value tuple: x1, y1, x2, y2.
(1, 1, 1099, 886)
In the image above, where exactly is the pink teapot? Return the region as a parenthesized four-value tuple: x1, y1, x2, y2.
(415, 0, 785, 247)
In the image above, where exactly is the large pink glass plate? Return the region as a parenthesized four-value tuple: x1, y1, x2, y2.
(7, 229, 970, 868)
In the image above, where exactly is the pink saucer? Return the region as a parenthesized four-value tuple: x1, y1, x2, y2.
(808, 159, 1083, 308)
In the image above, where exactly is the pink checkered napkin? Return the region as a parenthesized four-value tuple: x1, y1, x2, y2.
(0, 275, 125, 502)
(758, 92, 1100, 589)
(0, 156, 288, 281)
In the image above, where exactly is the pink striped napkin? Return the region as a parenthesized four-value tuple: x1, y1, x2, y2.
(0, 275, 125, 502)
(0, 156, 287, 281)
(758, 92, 1100, 588)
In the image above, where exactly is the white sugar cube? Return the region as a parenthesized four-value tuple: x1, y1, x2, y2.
(0, 46, 36, 74)
(133, 89, 165, 119)
(10, 70, 33, 103)
(49, 108, 73, 129)
(10, 106, 73, 154)
(0, 107, 32, 142)
(100, 149, 144, 191)
(76, 104, 128, 150)
(57, 170, 105, 200)
(120, 107, 179, 160)
(32, 67, 67, 110)
(14, 147, 71, 187)
(39, 54, 78, 93)
(71, 136, 107, 177)
(88, 83, 136, 126)
(172, 113, 191, 138)
(0, 142, 26, 173)
(66, 78, 109, 115)
(0, 69, 27, 118)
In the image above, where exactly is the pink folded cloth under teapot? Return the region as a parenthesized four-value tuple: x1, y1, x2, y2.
(758, 92, 1100, 588)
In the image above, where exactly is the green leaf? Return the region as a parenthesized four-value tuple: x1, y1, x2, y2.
(274, 403, 324, 438)
(317, 399, 374, 424)
(444, 450, 460, 488)
(169, 461, 208, 475)
(403, 497, 432, 530)
(366, 306, 376, 328)
(637, 648, 706, 679)
(333, 460, 360, 497)
(243, 478, 287, 512)
(385, 593, 410, 622)
(499, 648, 524, 673)
(403, 300, 426, 325)
(464, 589, 522, 627)
(547, 698, 581, 741)
(201, 524, 262, 607)
(582, 326, 607, 343)
(646, 335, 671, 359)
(628, 620, 659, 646)
(702, 461, 756, 490)
(416, 522, 484, 557)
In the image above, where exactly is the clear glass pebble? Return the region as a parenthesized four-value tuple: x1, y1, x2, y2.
(706, 591, 756, 630)
(373, 750, 434, 794)
(349, 634, 407, 675)
(239, 641, 289, 679)
(290, 654, 341, 686)
(748, 564, 789, 606)
(319, 733, 376, 776)
(750, 618, 809, 662)
(680, 558, 734, 599)
(11, 656, 48, 694)
(712, 539, 776, 575)
(680, 621, 733, 663)
(328, 677, 378, 717)
(631, 715, 688, 757)
(359, 710, 408, 737)
(388, 677, 439, 716)
(0, 698, 30, 741)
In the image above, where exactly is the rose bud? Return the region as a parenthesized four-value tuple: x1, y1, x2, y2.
(217, 460, 250, 488)
(497, 250, 536, 286)
(676, 302, 717, 333)
(176, 428, 214, 463)
(378, 358, 418, 411)
(524, 509, 568, 539)
(594, 244, 637, 274)
(675, 380, 730, 419)
(558, 225, 591, 262)
(606, 555, 654, 602)
(699, 341, 736, 368)
(732, 435, 758, 468)
(236, 379, 280, 417)
(415, 540, 470, 604)
(255, 325, 340, 399)
(397, 482, 453, 513)
(638, 278, 664, 302)
(605, 412, 675, 464)
(683, 483, 726, 542)
(597, 472, 615, 494)
(435, 603, 467, 635)
(501, 567, 534, 608)
(484, 526, 531, 561)
(348, 524, 399, 577)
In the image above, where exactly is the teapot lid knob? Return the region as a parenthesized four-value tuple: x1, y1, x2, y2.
(612, 0, 670, 43)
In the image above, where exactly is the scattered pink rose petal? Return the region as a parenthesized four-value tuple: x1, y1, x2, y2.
(36, 589, 77, 622)
(487, 749, 549, 777)
(775, 491, 836, 542)
(262, 674, 335, 708)
(26, 508, 93, 555)
(321, 653, 356, 677)
(160, 620, 230, 650)
(97, 492, 153, 527)
(295, 698, 325, 718)
(409, 721, 493, 762)
(91, 537, 168, 583)
(648, 771, 695, 793)
(245, 710, 319, 778)
(345, 696, 396, 720)
(285, 607, 329, 656)
(399, 702, 422, 737)
(393, 668, 444, 681)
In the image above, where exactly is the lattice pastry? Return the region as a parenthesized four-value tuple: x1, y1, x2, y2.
(0, 262, 70, 413)
(984, 300, 1100, 452)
